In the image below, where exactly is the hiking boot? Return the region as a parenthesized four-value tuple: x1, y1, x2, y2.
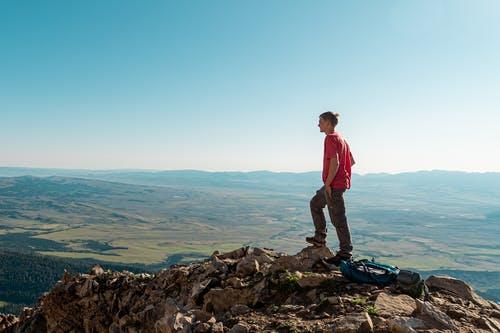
(305, 236, 326, 247)
(324, 252, 352, 266)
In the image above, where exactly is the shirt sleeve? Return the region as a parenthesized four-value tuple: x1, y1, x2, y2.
(324, 136, 338, 159)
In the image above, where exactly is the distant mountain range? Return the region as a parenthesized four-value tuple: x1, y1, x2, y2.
(1, 167, 499, 193)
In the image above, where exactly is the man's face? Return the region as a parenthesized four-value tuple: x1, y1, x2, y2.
(318, 117, 330, 133)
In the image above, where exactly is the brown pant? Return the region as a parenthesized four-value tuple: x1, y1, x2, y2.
(310, 185, 353, 255)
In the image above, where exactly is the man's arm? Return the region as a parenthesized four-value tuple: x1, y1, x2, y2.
(350, 152, 356, 166)
(324, 155, 339, 187)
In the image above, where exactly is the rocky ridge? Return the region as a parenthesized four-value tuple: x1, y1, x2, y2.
(1, 246, 499, 333)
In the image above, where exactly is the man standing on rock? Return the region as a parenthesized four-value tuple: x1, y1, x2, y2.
(306, 112, 355, 264)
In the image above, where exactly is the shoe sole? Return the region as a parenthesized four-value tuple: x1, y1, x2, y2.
(306, 239, 326, 247)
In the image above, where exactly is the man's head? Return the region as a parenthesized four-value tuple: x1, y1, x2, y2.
(318, 112, 339, 133)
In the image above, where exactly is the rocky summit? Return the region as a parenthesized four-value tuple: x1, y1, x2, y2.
(1, 246, 499, 333)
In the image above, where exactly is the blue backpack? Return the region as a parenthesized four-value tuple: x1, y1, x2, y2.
(340, 258, 399, 286)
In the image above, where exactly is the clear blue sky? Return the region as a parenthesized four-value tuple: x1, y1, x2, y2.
(1, 0, 499, 174)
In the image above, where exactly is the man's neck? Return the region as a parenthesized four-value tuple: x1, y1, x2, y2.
(325, 128, 335, 135)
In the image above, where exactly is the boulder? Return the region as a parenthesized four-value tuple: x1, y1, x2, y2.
(374, 292, 416, 317)
(203, 287, 254, 313)
(415, 299, 457, 331)
(426, 275, 490, 307)
(270, 246, 334, 272)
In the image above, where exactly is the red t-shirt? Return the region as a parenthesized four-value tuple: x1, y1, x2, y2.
(322, 132, 352, 189)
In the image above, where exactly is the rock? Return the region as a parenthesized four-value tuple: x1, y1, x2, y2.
(327, 296, 341, 305)
(90, 264, 105, 276)
(331, 312, 373, 333)
(371, 316, 388, 330)
(211, 322, 224, 333)
(236, 257, 259, 277)
(193, 322, 211, 333)
(217, 247, 248, 260)
(76, 279, 98, 297)
(191, 309, 213, 323)
(191, 278, 219, 305)
(155, 317, 173, 333)
(252, 247, 280, 257)
(270, 246, 334, 272)
(426, 275, 490, 307)
(210, 256, 228, 274)
(374, 292, 416, 317)
(253, 253, 275, 266)
(164, 298, 180, 317)
(230, 304, 251, 316)
(387, 317, 427, 333)
(225, 277, 245, 288)
(229, 323, 249, 333)
(475, 317, 500, 332)
(270, 255, 302, 272)
(61, 270, 72, 283)
(306, 289, 318, 302)
(109, 322, 120, 333)
(277, 304, 304, 314)
(359, 312, 374, 333)
(415, 299, 457, 331)
(297, 245, 335, 267)
(297, 273, 330, 288)
(173, 312, 192, 330)
(203, 287, 254, 313)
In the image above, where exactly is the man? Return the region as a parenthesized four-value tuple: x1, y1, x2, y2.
(306, 111, 355, 264)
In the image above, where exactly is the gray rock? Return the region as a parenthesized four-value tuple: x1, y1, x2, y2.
(217, 247, 248, 260)
(415, 299, 457, 331)
(236, 257, 259, 277)
(229, 323, 249, 333)
(231, 304, 251, 316)
(387, 317, 427, 333)
(426, 275, 490, 307)
(210, 256, 228, 274)
(331, 312, 373, 333)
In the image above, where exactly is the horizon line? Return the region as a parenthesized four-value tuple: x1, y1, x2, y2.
(1, 165, 499, 176)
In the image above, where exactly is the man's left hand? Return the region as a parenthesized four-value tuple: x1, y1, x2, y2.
(325, 185, 332, 199)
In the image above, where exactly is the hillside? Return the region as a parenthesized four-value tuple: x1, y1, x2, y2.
(1, 245, 499, 332)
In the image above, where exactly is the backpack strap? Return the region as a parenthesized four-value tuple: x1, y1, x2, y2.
(359, 260, 395, 286)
